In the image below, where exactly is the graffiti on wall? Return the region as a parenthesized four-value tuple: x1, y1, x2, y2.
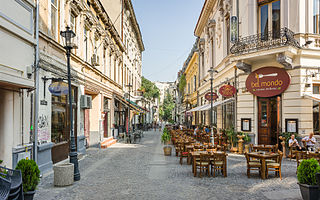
(37, 114, 50, 141)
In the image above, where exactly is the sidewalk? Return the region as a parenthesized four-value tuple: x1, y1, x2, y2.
(34, 129, 301, 200)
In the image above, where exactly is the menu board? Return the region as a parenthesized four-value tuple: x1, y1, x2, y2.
(241, 118, 251, 132)
(285, 119, 298, 133)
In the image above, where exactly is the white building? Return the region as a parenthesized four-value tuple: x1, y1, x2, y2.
(0, 0, 36, 168)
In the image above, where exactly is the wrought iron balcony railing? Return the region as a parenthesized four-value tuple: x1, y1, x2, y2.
(230, 27, 301, 55)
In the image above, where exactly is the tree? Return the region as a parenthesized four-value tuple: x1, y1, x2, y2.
(178, 74, 186, 98)
(159, 92, 175, 122)
(140, 76, 160, 102)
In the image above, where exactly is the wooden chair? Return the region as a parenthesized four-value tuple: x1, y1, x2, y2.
(211, 153, 225, 177)
(296, 151, 308, 168)
(244, 153, 261, 178)
(266, 152, 283, 180)
(195, 153, 210, 178)
(179, 143, 189, 165)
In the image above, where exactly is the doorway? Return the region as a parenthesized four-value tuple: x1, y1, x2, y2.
(258, 96, 281, 145)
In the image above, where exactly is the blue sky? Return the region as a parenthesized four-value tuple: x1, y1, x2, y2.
(132, 0, 205, 82)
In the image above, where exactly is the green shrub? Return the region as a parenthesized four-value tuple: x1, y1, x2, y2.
(0, 160, 7, 178)
(161, 127, 171, 144)
(297, 158, 320, 185)
(16, 159, 40, 192)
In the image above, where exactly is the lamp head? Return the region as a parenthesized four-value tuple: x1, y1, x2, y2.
(60, 26, 76, 49)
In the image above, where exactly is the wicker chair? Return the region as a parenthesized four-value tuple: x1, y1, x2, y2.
(0, 166, 23, 200)
(0, 176, 11, 200)
(211, 153, 226, 177)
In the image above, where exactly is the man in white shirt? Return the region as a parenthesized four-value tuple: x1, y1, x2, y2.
(302, 133, 316, 150)
(289, 134, 301, 150)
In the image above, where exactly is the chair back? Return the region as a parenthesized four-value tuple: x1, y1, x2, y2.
(0, 176, 11, 200)
(200, 153, 210, 163)
(244, 153, 250, 165)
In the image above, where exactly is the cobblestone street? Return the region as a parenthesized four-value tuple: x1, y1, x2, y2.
(35, 130, 302, 200)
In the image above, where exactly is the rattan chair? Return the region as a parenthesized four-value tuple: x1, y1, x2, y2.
(195, 153, 210, 178)
(266, 152, 283, 180)
(244, 153, 261, 178)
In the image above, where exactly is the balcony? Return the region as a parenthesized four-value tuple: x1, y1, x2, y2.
(230, 28, 301, 55)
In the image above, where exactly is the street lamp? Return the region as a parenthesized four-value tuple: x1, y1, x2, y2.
(126, 84, 133, 142)
(60, 26, 80, 181)
(208, 67, 218, 144)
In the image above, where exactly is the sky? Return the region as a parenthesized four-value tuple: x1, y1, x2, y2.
(132, 0, 205, 82)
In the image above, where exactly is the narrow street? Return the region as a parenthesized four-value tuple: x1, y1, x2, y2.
(35, 130, 301, 200)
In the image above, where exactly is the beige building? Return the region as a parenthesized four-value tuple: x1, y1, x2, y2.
(35, 0, 143, 173)
(0, 0, 36, 168)
(192, 0, 320, 145)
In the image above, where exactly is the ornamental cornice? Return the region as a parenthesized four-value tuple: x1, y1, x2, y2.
(194, 0, 217, 37)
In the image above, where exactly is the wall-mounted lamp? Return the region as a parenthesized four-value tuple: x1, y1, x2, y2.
(302, 40, 313, 48)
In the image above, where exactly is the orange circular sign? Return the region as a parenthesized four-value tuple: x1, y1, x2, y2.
(246, 67, 290, 97)
(219, 85, 236, 97)
(205, 92, 218, 101)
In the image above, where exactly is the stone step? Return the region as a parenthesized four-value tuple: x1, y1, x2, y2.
(100, 137, 117, 149)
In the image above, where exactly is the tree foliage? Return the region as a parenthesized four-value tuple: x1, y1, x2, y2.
(140, 76, 160, 102)
(178, 74, 186, 97)
(159, 92, 175, 121)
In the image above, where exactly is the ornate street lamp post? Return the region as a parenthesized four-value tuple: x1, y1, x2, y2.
(60, 26, 80, 181)
(208, 68, 218, 144)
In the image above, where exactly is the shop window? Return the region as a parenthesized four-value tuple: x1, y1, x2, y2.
(51, 86, 77, 144)
(259, 0, 280, 40)
(223, 101, 235, 129)
(193, 75, 197, 92)
(313, 84, 320, 134)
(314, 0, 320, 34)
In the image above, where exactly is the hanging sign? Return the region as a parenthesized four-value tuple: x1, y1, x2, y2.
(48, 81, 69, 96)
(219, 85, 236, 97)
(205, 92, 218, 101)
(245, 67, 290, 97)
(230, 16, 238, 43)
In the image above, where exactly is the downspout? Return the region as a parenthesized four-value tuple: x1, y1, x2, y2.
(234, 0, 239, 134)
(33, 0, 40, 163)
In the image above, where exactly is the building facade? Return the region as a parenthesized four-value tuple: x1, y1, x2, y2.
(34, 0, 143, 173)
(0, 0, 36, 168)
(190, 0, 320, 145)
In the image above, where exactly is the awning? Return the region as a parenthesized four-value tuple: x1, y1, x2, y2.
(304, 93, 320, 102)
(186, 104, 208, 113)
(125, 98, 146, 113)
(187, 98, 235, 112)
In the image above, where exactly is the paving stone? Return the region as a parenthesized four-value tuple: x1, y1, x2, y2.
(34, 130, 302, 200)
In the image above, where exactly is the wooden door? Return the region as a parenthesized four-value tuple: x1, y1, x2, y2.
(258, 98, 271, 144)
(104, 112, 109, 138)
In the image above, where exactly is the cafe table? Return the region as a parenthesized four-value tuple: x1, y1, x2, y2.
(247, 152, 279, 179)
(191, 151, 228, 177)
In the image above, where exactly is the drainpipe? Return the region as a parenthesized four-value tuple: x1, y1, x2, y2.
(33, 0, 40, 163)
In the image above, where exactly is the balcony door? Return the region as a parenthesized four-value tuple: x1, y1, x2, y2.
(259, 0, 281, 39)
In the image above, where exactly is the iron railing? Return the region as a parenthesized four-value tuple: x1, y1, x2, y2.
(230, 27, 301, 55)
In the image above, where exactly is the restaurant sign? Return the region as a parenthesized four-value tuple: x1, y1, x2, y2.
(205, 92, 218, 101)
(48, 81, 69, 96)
(246, 67, 290, 97)
(219, 85, 236, 97)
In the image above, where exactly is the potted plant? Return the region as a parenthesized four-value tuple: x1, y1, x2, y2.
(161, 127, 172, 156)
(15, 159, 40, 200)
(297, 158, 320, 200)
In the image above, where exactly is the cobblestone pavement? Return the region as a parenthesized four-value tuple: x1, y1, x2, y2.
(34, 130, 302, 200)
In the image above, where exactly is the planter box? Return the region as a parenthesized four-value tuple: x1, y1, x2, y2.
(298, 183, 319, 200)
(53, 163, 74, 187)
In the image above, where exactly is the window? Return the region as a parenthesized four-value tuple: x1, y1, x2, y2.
(51, 0, 58, 38)
(188, 83, 190, 94)
(313, 84, 320, 134)
(193, 75, 197, 92)
(314, 0, 320, 33)
(226, 16, 230, 55)
(84, 28, 88, 61)
(259, 0, 281, 40)
(70, 13, 76, 32)
(223, 101, 235, 129)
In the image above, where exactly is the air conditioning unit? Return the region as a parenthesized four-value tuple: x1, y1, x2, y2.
(80, 95, 92, 109)
(91, 54, 99, 66)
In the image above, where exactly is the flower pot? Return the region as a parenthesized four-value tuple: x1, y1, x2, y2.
(298, 183, 319, 200)
(24, 190, 36, 200)
(163, 146, 172, 156)
(53, 163, 74, 187)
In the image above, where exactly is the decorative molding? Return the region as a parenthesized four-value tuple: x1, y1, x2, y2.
(236, 62, 252, 73)
(277, 53, 293, 69)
